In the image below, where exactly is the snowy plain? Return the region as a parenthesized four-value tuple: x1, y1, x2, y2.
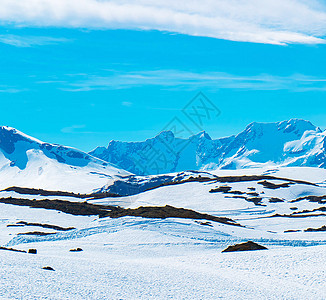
(0, 204, 325, 300)
(0, 166, 326, 299)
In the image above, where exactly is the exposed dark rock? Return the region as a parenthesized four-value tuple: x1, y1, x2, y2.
(215, 175, 314, 186)
(70, 248, 83, 252)
(2, 186, 120, 199)
(18, 231, 55, 236)
(270, 212, 326, 218)
(258, 180, 292, 189)
(269, 198, 284, 203)
(291, 207, 326, 215)
(42, 266, 55, 271)
(209, 186, 232, 193)
(0, 197, 242, 227)
(0, 246, 26, 253)
(222, 241, 268, 252)
(284, 229, 301, 233)
(0, 197, 112, 217)
(225, 195, 247, 199)
(291, 195, 326, 204)
(144, 176, 216, 193)
(226, 190, 245, 195)
(108, 205, 242, 227)
(304, 225, 326, 232)
(28, 249, 37, 254)
(209, 186, 245, 195)
(225, 195, 265, 206)
(247, 192, 259, 197)
(195, 221, 213, 227)
(16, 221, 75, 231)
(246, 197, 264, 206)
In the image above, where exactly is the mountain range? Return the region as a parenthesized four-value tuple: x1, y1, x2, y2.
(1, 119, 326, 183)
(90, 118, 326, 175)
(1, 120, 326, 299)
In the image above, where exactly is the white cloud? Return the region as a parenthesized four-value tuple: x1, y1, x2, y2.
(0, 0, 326, 44)
(52, 70, 326, 92)
(0, 88, 25, 93)
(0, 34, 69, 47)
(61, 124, 86, 133)
(0, 84, 28, 93)
(122, 101, 133, 107)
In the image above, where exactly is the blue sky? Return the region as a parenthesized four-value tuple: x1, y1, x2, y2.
(1, 1, 326, 151)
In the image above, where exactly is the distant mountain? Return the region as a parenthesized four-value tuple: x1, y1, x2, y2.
(90, 119, 326, 175)
(0, 126, 129, 192)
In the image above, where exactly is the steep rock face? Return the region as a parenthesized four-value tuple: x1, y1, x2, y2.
(90, 119, 326, 175)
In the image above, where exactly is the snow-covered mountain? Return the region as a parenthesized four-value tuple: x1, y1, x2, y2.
(90, 119, 326, 175)
(1, 119, 325, 190)
(0, 126, 129, 192)
(1, 125, 326, 299)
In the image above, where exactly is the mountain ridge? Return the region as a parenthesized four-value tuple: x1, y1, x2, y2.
(1, 119, 325, 180)
(89, 118, 326, 175)
(0, 126, 129, 193)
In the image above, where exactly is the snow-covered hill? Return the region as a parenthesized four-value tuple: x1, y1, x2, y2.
(90, 119, 326, 175)
(0, 126, 129, 193)
(1, 166, 326, 299)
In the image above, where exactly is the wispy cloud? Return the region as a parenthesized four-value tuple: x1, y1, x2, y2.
(49, 70, 326, 92)
(0, 0, 326, 45)
(122, 101, 133, 107)
(61, 124, 87, 134)
(0, 85, 28, 93)
(0, 34, 69, 47)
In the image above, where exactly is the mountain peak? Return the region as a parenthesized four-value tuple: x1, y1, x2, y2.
(90, 119, 325, 174)
(0, 126, 43, 150)
(191, 131, 212, 140)
(277, 119, 318, 133)
(0, 126, 129, 174)
(155, 130, 175, 140)
(243, 119, 318, 137)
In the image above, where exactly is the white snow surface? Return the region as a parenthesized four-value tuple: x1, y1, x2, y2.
(0, 126, 130, 193)
(0, 166, 326, 298)
(0, 203, 326, 299)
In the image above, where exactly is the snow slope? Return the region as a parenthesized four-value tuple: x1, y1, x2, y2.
(90, 119, 326, 175)
(0, 126, 130, 193)
(89, 167, 326, 238)
(0, 166, 325, 299)
(0, 203, 325, 299)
